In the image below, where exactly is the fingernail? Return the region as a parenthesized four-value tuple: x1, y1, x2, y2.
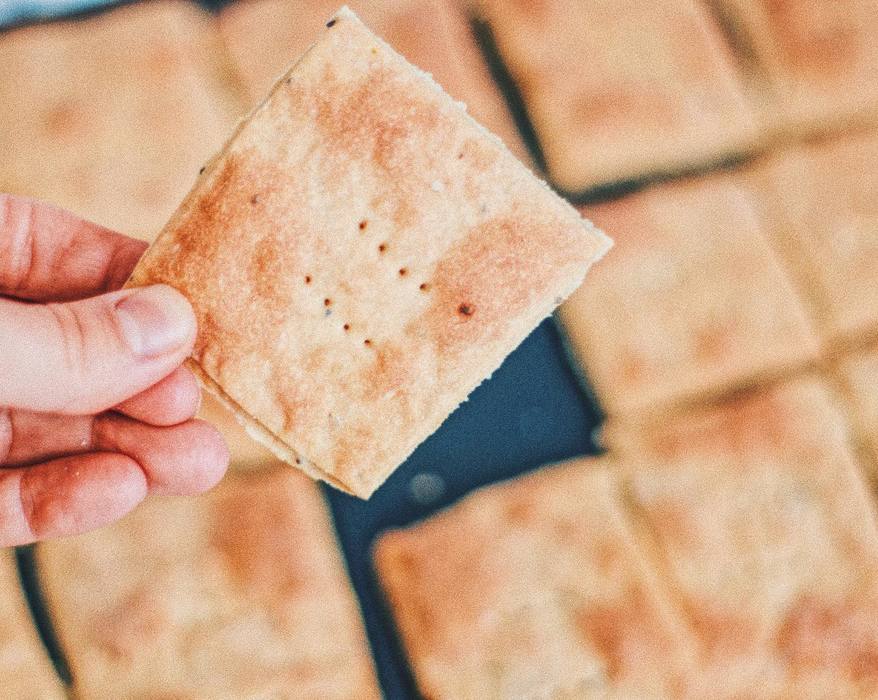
(116, 285, 196, 358)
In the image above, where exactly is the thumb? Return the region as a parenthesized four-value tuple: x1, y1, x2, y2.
(0, 284, 196, 414)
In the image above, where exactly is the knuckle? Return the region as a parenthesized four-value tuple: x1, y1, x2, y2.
(44, 302, 88, 383)
(0, 194, 37, 294)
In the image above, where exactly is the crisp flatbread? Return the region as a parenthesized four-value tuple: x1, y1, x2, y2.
(608, 377, 878, 698)
(473, 0, 759, 192)
(0, 549, 64, 699)
(37, 468, 380, 699)
(127, 7, 610, 496)
(374, 459, 697, 699)
(0, 0, 242, 240)
(756, 130, 878, 347)
(219, 0, 528, 160)
(717, 0, 878, 134)
(557, 173, 818, 417)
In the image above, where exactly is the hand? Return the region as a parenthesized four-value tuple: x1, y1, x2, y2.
(0, 194, 229, 547)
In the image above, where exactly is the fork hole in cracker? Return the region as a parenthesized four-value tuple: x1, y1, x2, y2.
(378, 243, 387, 253)
(398, 268, 408, 277)
(304, 275, 312, 285)
(343, 323, 350, 332)
(358, 219, 368, 231)
(419, 282, 430, 292)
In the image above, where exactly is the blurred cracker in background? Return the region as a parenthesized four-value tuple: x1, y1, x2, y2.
(472, 0, 759, 193)
(714, 0, 878, 136)
(834, 343, 878, 487)
(754, 129, 878, 351)
(0, 0, 242, 239)
(609, 376, 878, 698)
(557, 174, 818, 417)
(37, 467, 380, 698)
(375, 460, 697, 699)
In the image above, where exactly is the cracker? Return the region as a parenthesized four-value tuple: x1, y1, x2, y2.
(127, 7, 610, 497)
(717, 0, 878, 134)
(756, 130, 878, 347)
(556, 174, 818, 417)
(219, 0, 528, 160)
(609, 377, 878, 697)
(37, 468, 380, 699)
(374, 459, 697, 699)
(473, 0, 758, 192)
(835, 343, 878, 484)
(0, 549, 64, 699)
(0, 0, 241, 239)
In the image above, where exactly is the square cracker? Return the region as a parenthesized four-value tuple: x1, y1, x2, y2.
(37, 468, 380, 699)
(0, 0, 241, 239)
(473, 0, 759, 193)
(835, 344, 878, 484)
(219, 0, 527, 160)
(716, 0, 878, 134)
(756, 130, 878, 347)
(557, 174, 818, 417)
(0, 550, 64, 699)
(374, 460, 697, 699)
(608, 377, 878, 698)
(127, 7, 609, 497)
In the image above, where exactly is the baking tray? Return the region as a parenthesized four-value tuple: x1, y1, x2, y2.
(1, 3, 604, 698)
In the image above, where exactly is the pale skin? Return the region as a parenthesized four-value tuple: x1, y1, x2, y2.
(0, 194, 229, 547)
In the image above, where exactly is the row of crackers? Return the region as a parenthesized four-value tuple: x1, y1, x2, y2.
(7, 373, 878, 697)
(6, 0, 878, 227)
(473, 0, 878, 195)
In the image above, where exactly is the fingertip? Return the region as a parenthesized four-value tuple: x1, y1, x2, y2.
(92, 416, 229, 497)
(115, 284, 197, 360)
(178, 419, 230, 496)
(115, 366, 201, 426)
(17, 454, 147, 542)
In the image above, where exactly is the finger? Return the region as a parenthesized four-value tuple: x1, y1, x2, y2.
(0, 412, 228, 496)
(93, 415, 229, 496)
(0, 453, 147, 547)
(0, 409, 93, 466)
(114, 366, 201, 426)
(0, 193, 147, 302)
(0, 284, 196, 414)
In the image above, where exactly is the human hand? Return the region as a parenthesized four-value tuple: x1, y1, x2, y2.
(0, 194, 229, 547)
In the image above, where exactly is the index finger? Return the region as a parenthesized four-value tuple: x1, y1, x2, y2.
(0, 194, 147, 302)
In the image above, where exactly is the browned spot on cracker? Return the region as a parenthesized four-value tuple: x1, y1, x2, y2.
(210, 488, 307, 601)
(775, 594, 878, 681)
(419, 209, 574, 360)
(574, 585, 659, 681)
(767, 1, 856, 77)
(43, 100, 86, 139)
